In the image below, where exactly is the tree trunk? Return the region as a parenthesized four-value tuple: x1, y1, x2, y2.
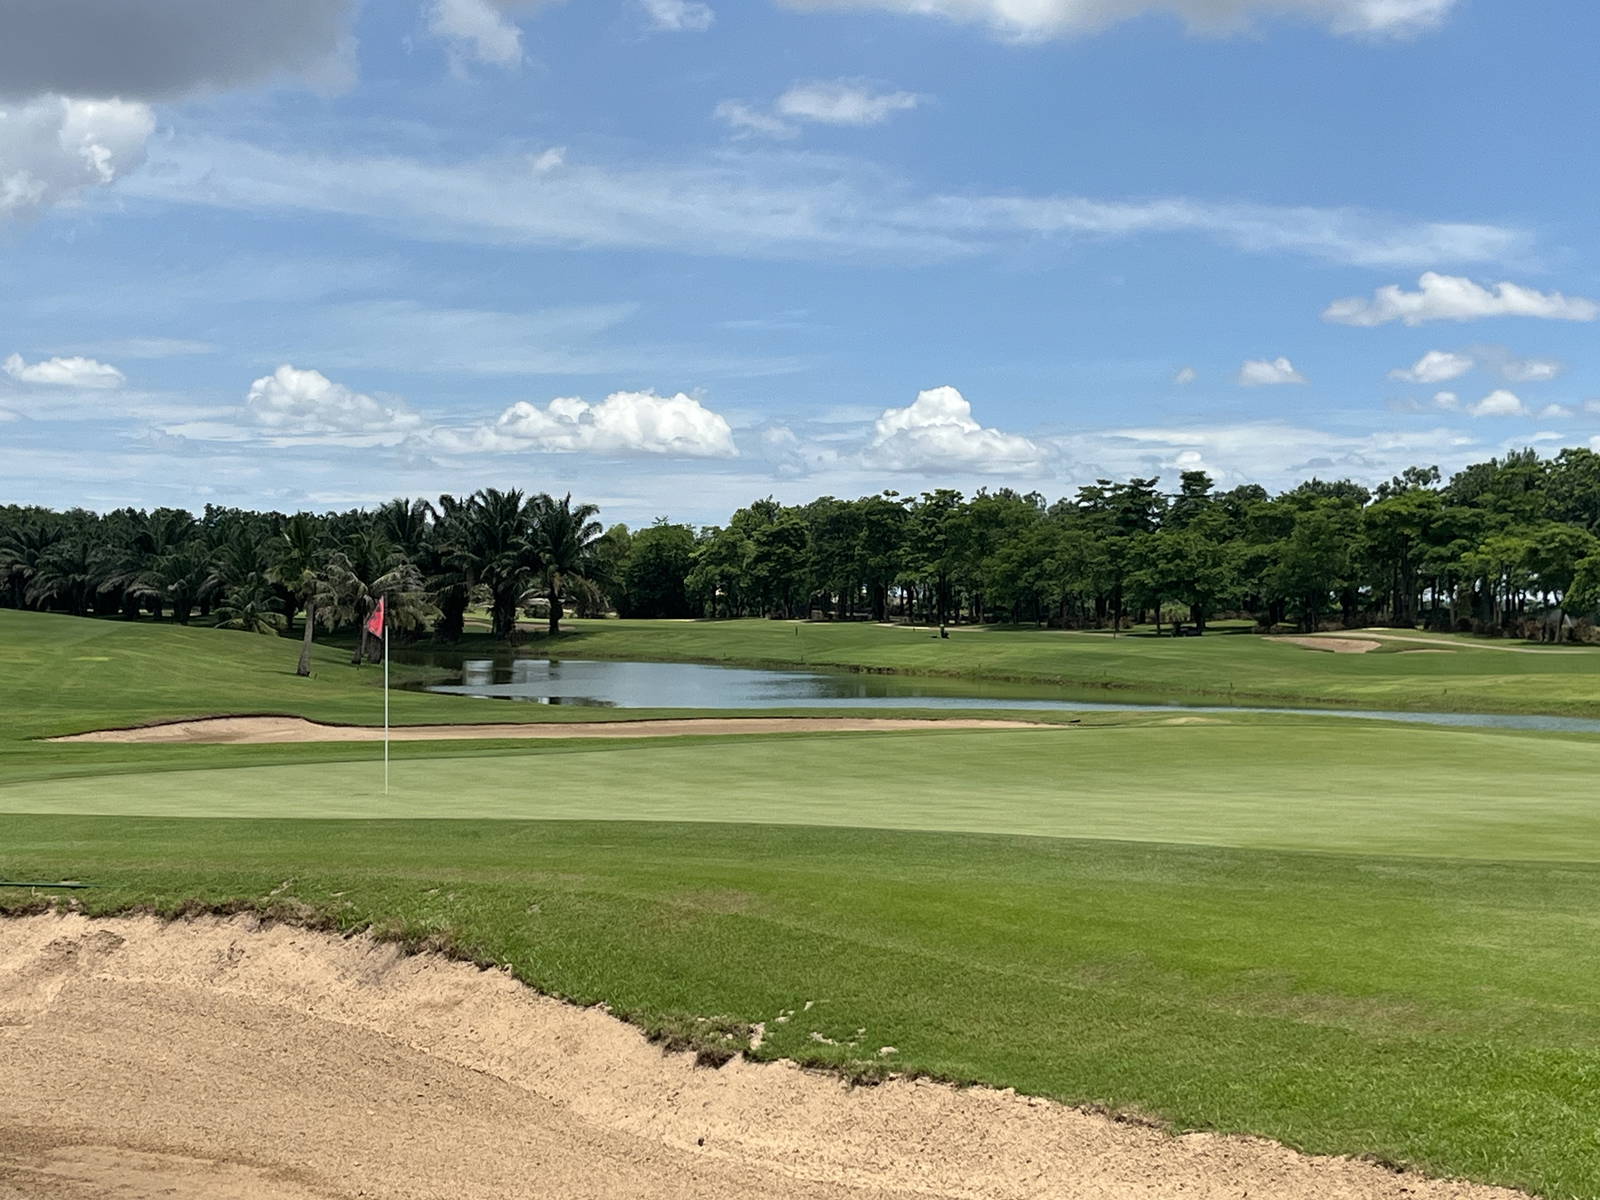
(297, 600, 315, 677)
(548, 574, 563, 636)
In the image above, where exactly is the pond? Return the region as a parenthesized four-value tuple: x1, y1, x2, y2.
(400, 654, 1600, 735)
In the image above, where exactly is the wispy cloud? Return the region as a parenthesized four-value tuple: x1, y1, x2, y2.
(776, 80, 923, 126)
(640, 0, 715, 32)
(119, 136, 1533, 270)
(779, 0, 1459, 41)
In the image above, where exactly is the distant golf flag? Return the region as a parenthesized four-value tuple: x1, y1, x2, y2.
(368, 597, 389, 794)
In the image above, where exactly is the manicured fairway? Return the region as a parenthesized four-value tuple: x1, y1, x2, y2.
(9, 722, 1600, 861)
(7, 609, 1600, 1197)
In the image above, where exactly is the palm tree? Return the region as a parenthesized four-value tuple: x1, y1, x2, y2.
(425, 493, 474, 642)
(92, 507, 194, 620)
(375, 497, 433, 561)
(213, 574, 287, 635)
(0, 518, 62, 608)
(531, 492, 603, 636)
(203, 518, 270, 612)
(149, 542, 211, 625)
(323, 530, 438, 664)
(466, 488, 541, 639)
(25, 537, 96, 615)
(267, 513, 328, 676)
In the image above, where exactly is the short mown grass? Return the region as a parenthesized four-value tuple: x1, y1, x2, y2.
(6, 817, 1600, 1197)
(7, 608, 1600, 1197)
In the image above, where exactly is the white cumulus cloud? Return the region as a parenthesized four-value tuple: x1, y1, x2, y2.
(1237, 356, 1306, 386)
(866, 385, 1045, 472)
(640, 0, 716, 31)
(246, 365, 420, 433)
(1324, 272, 1600, 327)
(4, 352, 125, 388)
(1173, 365, 1197, 385)
(1469, 389, 1526, 418)
(776, 80, 923, 126)
(0, 95, 154, 221)
(426, 0, 526, 68)
(1432, 390, 1459, 410)
(453, 390, 737, 457)
(779, 0, 1457, 40)
(1387, 349, 1473, 384)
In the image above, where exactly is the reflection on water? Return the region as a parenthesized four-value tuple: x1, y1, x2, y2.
(397, 654, 1600, 734)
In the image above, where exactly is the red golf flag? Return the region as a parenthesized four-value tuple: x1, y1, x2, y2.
(365, 597, 385, 639)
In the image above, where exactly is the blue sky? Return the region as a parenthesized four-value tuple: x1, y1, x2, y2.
(3, 0, 1598, 524)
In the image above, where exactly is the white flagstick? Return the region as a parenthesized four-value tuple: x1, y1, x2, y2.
(383, 597, 390, 796)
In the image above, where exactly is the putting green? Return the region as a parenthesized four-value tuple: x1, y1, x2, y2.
(13, 721, 1600, 861)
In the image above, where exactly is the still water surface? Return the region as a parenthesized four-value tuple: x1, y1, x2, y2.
(401, 655, 1600, 734)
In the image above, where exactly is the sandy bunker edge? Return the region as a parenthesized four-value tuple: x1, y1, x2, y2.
(0, 910, 1531, 1200)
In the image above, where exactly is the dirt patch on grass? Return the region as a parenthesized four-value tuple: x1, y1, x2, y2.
(1267, 637, 1382, 654)
(0, 913, 1527, 1200)
(49, 715, 1055, 746)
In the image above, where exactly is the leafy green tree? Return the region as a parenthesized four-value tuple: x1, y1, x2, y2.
(620, 522, 696, 618)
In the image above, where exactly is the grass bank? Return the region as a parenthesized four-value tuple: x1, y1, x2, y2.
(476, 616, 1600, 717)
(5, 816, 1600, 1198)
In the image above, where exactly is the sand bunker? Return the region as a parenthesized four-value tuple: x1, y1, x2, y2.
(0, 914, 1525, 1200)
(50, 715, 1051, 746)
(1268, 637, 1382, 654)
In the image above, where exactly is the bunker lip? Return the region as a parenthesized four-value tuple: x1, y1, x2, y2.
(0, 913, 1530, 1200)
(47, 714, 1060, 745)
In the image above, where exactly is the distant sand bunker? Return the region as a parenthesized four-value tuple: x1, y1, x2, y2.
(1268, 637, 1382, 654)
(51, 715, 1052, 746)
(0, 915, 1527, 1200)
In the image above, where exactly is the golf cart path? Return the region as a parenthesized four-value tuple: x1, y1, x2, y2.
(48, 715, 1056, 745)
(0, 914, 1525, 1200)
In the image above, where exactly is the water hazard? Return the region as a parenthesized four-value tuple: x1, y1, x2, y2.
(402, 655, 1600, 735)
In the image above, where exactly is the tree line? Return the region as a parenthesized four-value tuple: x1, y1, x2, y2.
(6, 446, 1600, 660)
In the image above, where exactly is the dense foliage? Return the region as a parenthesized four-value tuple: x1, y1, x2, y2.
(7, 446, 1600, 646)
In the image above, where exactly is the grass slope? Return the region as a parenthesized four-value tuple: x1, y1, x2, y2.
(5, 817, 1600, 1198)
(546, 617, 1600, 716)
